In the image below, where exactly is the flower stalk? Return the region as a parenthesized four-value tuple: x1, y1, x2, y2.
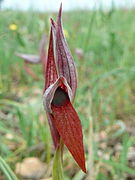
(52, 139, 64, 180)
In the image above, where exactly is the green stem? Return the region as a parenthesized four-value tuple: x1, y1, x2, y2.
(52, 139, 64, 180)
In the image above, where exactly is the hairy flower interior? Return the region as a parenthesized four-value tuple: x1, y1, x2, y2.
(52, 87, 69, 107)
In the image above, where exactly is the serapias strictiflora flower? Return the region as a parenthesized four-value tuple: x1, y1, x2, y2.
(16, 34, 47, 64)
(43, 4, 86, 173)
(16, 34, 47, 78)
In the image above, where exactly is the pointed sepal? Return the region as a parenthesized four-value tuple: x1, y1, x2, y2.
(51, 95, 86, 173)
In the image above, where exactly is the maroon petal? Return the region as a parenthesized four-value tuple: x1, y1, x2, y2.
(43, 27, 60, 148)
(47, 113, 60, 148)
(53, 4, 77, 100)
(44, 27, 58, 91)
(51, 97, 86, 173)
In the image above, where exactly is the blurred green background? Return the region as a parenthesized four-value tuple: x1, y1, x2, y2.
(0, 2, 135, 180)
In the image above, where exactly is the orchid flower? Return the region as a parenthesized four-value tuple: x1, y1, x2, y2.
(16, 34, 47, 64)
(43, 4, 86, 173)
(16, 34, 47, 78)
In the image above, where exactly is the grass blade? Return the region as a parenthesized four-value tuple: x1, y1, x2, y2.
(0, 156, 19, 180)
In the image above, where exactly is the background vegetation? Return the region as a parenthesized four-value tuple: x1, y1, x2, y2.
(0, 6, 135, 179)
